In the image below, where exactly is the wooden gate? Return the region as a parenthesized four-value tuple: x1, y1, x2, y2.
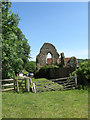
(34, 74, 77, 92)
(14, 78, 30, 92)
(1, 77, 30, 92)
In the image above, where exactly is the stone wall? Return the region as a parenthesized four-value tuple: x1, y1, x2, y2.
(36, 43, 59, 69)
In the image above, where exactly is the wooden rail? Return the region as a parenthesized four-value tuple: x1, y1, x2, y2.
(2, 83, 14, 87)
(35, 74, 77, 92)
(0, 79, 14, 82)
(2, 88, 14, 92)
(1, 77, 31, 92)
(1, 79, 14, 92)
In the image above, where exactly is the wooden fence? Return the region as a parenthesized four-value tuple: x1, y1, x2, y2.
(0, 79, 14, 92)
(0, 77, 31, 92)
(34, 74, 77, 92)
(0, 74, 77, 93)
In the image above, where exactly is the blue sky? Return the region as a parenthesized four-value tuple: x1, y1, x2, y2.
(11, 2, 88, 61)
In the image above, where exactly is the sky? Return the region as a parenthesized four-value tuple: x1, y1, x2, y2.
(10, 2, 88, 61)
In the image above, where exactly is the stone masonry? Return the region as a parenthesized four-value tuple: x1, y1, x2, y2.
(36, 43, 59, 69)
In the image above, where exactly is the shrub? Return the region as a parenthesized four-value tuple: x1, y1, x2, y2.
(35, 65, 50, 78)
(71, 60, 90, 89)
(35, 65, 59, 78)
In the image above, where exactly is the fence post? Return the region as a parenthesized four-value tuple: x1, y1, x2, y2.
(75, 74, 77, 86)
(16, 79, 19, 92)
(30, 78, 33, 86)
(33, 83, 36, 93)
(14, 79, 16, 91)
(25, 79, 27, 91)
(30, 78, 33, 91)
(27, 78, 30, 92)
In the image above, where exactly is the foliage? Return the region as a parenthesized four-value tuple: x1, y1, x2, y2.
(71, 60, 90, 88)
(77, 59, 88, 65)
(25, 61, 36, 73)
(53, 65, 59, 68)
(2, 89, 88, 118)
(35, 65, 59, 78)
(23, 69, 28, 75)
(2, 2, 31, 79)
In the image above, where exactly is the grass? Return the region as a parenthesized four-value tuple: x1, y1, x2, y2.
(2, 89, 88, 118)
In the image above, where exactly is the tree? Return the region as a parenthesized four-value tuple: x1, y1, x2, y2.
(2, 2, 31, 78)
(25, 61, 36, 73)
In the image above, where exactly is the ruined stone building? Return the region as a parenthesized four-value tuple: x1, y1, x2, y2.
(36, 43, 78, 69)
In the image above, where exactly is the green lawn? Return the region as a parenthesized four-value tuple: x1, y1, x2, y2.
(2, 89, 88, 118)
